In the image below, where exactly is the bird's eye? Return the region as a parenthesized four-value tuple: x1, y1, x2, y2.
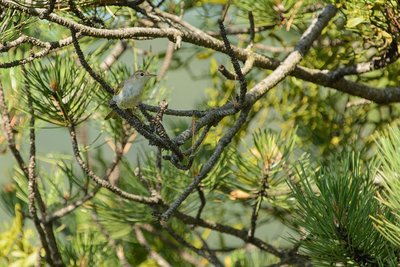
(140, 72, 145, 76)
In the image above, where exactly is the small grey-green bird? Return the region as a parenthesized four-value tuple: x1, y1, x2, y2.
(105, 70, 156, 120)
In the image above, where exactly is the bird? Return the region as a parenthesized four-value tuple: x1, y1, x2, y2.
(105, 70, 156, 120)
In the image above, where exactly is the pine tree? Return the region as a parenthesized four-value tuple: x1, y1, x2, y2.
(0, 0, 399, 266)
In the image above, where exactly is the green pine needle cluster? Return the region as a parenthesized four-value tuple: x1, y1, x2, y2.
(372, 127, 400, 247)
(23, 57, 99, 126)
(290, 153, 399, 266)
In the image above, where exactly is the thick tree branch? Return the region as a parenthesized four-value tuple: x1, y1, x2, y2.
(244, 4, 338, 104)
(71, 27, 185, 159)
(3, 0, 399, 104)
(173, 4, 338, 150)
(0, 2, 372, 265)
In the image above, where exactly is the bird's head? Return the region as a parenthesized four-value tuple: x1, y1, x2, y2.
(133, 70, 156, 83)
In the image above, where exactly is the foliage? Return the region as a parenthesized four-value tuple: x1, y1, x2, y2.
(0, 204, 40, 267)
(202, 0, 400, 158)
(23, 56, 99, 126)
(290, 153, 399, 266)
(372, 127, 400, 247)
(234, 0, 319, 29)
(0, 0, 400, 266)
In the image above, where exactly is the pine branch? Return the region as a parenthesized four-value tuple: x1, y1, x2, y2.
(68, 123, 160, 204)
(162, 4, 337, 220)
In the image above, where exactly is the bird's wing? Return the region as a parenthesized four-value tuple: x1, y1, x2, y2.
(114, 81, 124, 95)
(105, 110, 117, 120)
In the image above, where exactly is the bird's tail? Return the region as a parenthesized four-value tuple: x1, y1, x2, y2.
(105, 110, 117, 120)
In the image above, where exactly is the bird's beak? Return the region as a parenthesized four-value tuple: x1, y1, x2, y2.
(148, 73, 157, 77)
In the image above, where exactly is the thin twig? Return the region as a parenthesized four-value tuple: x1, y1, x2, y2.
(69, 124, 160, 204)
(138, 223, 206, 266)
(184, 124, 211, 156)
(218, 13, 247, 104)
(172, 209, 283, 257)
(70, 28, 114, 94)
(248, 11, 255, 45)
(134, 225, 171, 267)
(329, 40, 399, 80)
(155, 0, 166, 8)
(0, 83, 63, 265)
(26, 83, 59, 266)
(206, 24, 275, 37)
(218, 65, 237, 80)
(0, 84, 28, 175)
(156, 147, 163, 193)
(45, 185, 101, 222)
(163, 225, 224, 267)
(92, 210, 132, 267)
(135, 161, 151, 191)
(139, 103, 208, 117)
(27, 86, 37, 222)
(158, 41, 175, 80)
(68, 0, 103, 27)
(219, 0, 231, 23)
(110, 101, 184, 160)
(194, 232, 223, 267)
(218, 51, 254, 80)
(100, 40, 128, 71)
(196, 186, 206, 220)
(249, 172, 269, 239)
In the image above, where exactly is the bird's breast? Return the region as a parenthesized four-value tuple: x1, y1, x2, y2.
(113, 86, 142, 109)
